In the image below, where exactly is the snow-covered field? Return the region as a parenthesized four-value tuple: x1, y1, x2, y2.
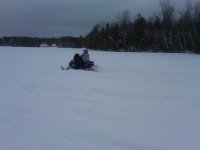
(0, 46, 200, 150)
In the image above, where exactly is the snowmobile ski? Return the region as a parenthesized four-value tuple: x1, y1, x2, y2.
(61, 65, 99, 72)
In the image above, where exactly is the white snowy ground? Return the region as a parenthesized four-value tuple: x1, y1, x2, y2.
(0, 47, 200, 150)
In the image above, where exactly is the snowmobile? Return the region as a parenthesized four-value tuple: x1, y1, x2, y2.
(61, 53, 98, 72)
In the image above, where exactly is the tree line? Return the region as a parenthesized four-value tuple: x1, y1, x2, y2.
(0, 36, 84, 48)
(0, 0, 199, 53)
(85, 0, 200, 53)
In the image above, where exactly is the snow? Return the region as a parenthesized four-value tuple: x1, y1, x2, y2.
(0, 46, 200, 150)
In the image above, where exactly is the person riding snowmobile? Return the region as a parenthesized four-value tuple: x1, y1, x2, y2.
(69, 53, 84, 69)
(81, 49, 94, 68)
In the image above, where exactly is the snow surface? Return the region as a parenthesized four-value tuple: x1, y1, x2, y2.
(0, 46, 200, 150)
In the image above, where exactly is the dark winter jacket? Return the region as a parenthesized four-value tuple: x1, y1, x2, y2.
(69, 53, 84, 69)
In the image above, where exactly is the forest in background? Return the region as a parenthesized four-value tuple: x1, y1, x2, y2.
(0, 0, 200, 53)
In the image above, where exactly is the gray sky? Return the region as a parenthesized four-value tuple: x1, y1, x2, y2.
(0, 0, 197, 37)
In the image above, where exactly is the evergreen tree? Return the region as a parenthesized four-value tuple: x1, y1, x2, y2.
(133, 14, 147, 50)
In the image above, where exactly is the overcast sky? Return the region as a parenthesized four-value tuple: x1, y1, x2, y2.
(0, 0, 198, 37)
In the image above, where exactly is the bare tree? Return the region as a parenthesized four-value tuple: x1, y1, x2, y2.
(116, 9, 131, 28)
(160, 0, 175, 30)
(193, 1, 200, 21)
(178, 0, 194, 49)
(115, 9, 132, 49)
(193, 1, 200, 50)
(180, 0, 193, 25)
(159, 0, 175, 50)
